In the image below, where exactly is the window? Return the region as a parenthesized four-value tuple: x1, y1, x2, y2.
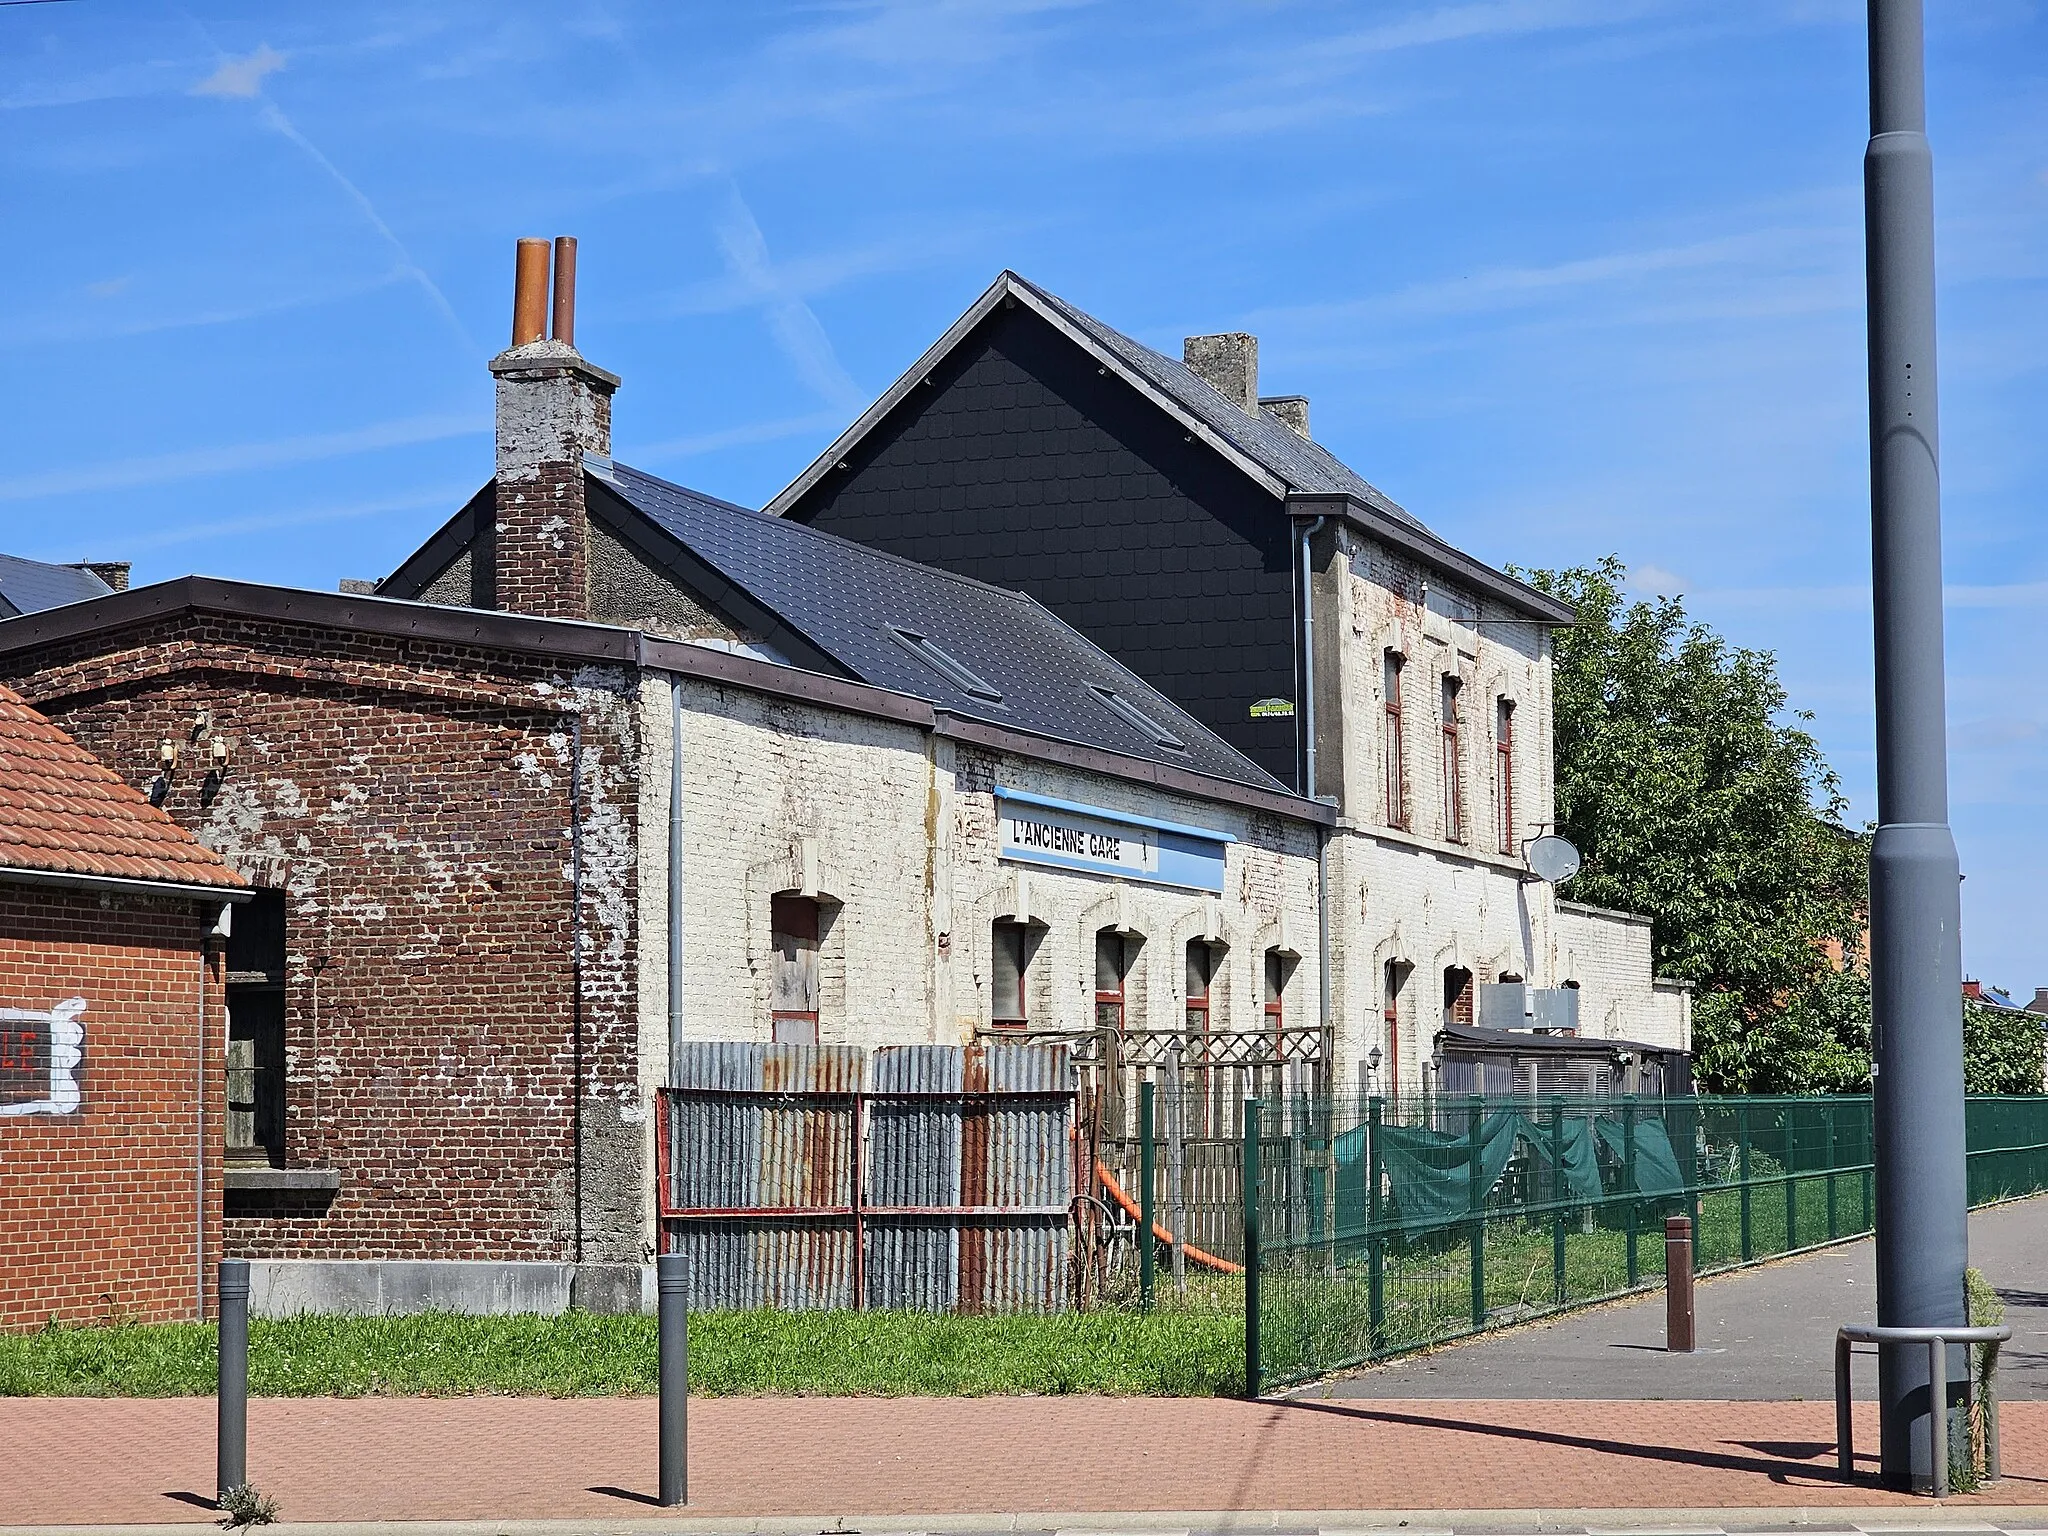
(991, 920, 1032, 1027)
(886, 626, 1003, 703)
(1382, 651, 1406, 828)
(1095, 929, 1134, 1034)
(225, 888, 287, 1168)
(1443, 965, 1474, 1027)
(1264, 949, 1288, 1044)
(1495, 698, 1516, 856)
(1185, 940, 1219, 1052)
(1440, 675, 1464, 843)
(1382, 959, 1405, 1104)
(770, 894, 821, 1044)
(1087, 684, 1187, 753)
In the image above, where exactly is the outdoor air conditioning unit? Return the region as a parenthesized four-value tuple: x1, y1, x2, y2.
(1478, 983, 1580, 1034)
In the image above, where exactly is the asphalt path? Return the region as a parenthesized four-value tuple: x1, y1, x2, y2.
(1301, 1194, 2048, 1401)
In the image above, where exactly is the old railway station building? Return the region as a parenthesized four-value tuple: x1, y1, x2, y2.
(0, 246, 1680, 1311)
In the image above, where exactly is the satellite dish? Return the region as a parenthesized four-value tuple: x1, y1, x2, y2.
(1525, 834, 1582, 884)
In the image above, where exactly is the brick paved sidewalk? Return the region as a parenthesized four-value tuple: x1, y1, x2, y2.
(4, 1396, 2044, 1525)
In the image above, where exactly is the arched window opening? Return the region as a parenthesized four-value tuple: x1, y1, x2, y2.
(990, 919, 1035, 1029)
(770, 894, 822, 1045)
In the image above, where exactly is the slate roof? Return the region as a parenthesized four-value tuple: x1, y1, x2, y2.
(0, 682, 248, 890)
(1008, 274, 1423, 528)
(0, 554, 113, 619)
(600, 459, 1288, 792)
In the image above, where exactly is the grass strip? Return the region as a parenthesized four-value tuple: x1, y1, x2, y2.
(0, 1307, 1244, 1398)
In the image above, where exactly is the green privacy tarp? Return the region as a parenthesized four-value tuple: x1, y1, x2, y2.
(1379, 1111, 1522, 1225)
(1524, 1114, 1605, 1204)
(1595, 1114, 1687, 1196)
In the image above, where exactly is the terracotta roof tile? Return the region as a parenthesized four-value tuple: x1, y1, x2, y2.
(0, 683, 246, 891)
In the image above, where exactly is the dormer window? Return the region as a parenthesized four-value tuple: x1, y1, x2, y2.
(886, 626, 1003, 703)
(1087, 684, 1186, 752)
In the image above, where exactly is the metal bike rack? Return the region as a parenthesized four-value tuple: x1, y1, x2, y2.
(1836, 1322, 2011, 1497)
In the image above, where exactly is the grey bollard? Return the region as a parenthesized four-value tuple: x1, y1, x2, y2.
(1665, 1216, 1695, 1354)
(657, 1252, 688, 1507)
(217, 1259, 250, 1497)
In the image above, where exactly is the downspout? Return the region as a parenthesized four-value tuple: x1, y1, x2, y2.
(569, 712, 585, 1267)
(667, 678, 684, 1077)
(1298, 515, 1335, 1054)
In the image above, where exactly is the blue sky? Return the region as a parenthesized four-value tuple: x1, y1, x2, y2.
(4, 1, 2044, 991)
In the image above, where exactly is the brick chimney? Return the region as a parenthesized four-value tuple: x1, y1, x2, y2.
(1183, 332, 1257, 413)
(487, 236, 618, 621)
(70, 561, 130, 592)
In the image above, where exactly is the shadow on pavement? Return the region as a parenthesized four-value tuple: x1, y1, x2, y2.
(1272, 1398, 1851, 1488)
(590, 1485, 663, 1506)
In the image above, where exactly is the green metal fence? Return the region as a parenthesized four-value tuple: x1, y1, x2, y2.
(1242, 1093, 2048, 1394)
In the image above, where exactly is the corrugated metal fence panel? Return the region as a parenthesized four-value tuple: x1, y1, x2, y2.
(668, 1043, 863, 1311)
(869, 1044, 964, 1313)
(664, 1041, 1074, 1313)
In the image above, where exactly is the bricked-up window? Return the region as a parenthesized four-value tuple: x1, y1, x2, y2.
(1185, 940, 1219, 1050)
(1264, 950, 1288, 1044)
(770, 895, 821, 1045)
(225, 887, 287, 1168)
(991, 920, 1032, 1027)
(1382, 651, 1407, 828)
(1095, 929, 1134, 1034)
(1443, 965, 1474, 1027)
(1495, 697, 1516, 857)
(1440, 675, 1464, 843)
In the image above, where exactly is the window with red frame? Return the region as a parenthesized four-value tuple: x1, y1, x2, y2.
(1185, 939, 1219, 1056)
(1383, 958, 1405, 1103)
(1440, 675, 1464, 842)
(770, 894, 821, 1044)
(1095, 929, 1134, 1034)
(1383, 651, 1407, 828)
(1263, 949, 1289, 1045)
(1495, 697, 1516, 857)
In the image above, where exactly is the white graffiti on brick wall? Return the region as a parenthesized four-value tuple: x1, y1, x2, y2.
(0, 997, 86, 1116)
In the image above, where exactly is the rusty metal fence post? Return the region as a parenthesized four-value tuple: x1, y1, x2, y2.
(1138, 1078, 1155, 1312)
(1666, 1215, 1695, 1353)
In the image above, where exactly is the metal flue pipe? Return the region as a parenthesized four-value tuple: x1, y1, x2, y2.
(1864, 0, 1969, 1493)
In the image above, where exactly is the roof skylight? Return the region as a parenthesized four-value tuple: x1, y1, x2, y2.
(886, 626, 1003, 703)
(1087, 684, 1186, 753)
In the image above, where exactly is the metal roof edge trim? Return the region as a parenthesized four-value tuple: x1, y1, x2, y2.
(0, 865, 253, 903)
(633, 632, 936, 728)
(993, 786, 1237, 845)
(934, 712, 1333, 827)
(1556, 897, 1655, 926)
(1290, 492, 1577, 626)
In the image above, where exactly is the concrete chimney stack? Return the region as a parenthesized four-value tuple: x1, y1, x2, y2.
(1259, 395, 1310, 437)
(488, 235, 617, 622)
(1183, 332, 1258, 414)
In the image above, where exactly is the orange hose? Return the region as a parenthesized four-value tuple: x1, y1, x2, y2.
(1093, 1158, 1243, 1275)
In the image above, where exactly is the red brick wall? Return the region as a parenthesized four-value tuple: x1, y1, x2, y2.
(0, 888, 223, 1330)
(1, 612, 645, 1266)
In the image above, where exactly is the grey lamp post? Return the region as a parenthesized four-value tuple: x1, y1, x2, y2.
(1864, 0, 1969, 1493)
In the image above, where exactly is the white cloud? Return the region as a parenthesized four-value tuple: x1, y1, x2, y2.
(630, 410, 850, 466)
(191, 44, 287, 100)
(0, 413, 487, 503)
(84, 275, 132, 299)
(714, 186, 864, 410)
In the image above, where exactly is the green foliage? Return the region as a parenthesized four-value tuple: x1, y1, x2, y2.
(216, 1483, 279, 1529)
(1964, 1001, 2048, 1095)
(1513, 557, 1869, 1091)
(0, 1307, 1244, 1399)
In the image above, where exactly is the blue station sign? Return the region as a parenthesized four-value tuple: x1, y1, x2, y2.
(993, 788, 1233, 894)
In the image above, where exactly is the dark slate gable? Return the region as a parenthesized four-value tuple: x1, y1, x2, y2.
(598, 460, 1284, 792)
(0, 554, 114, 620)
(774, 299, 1305, 787)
